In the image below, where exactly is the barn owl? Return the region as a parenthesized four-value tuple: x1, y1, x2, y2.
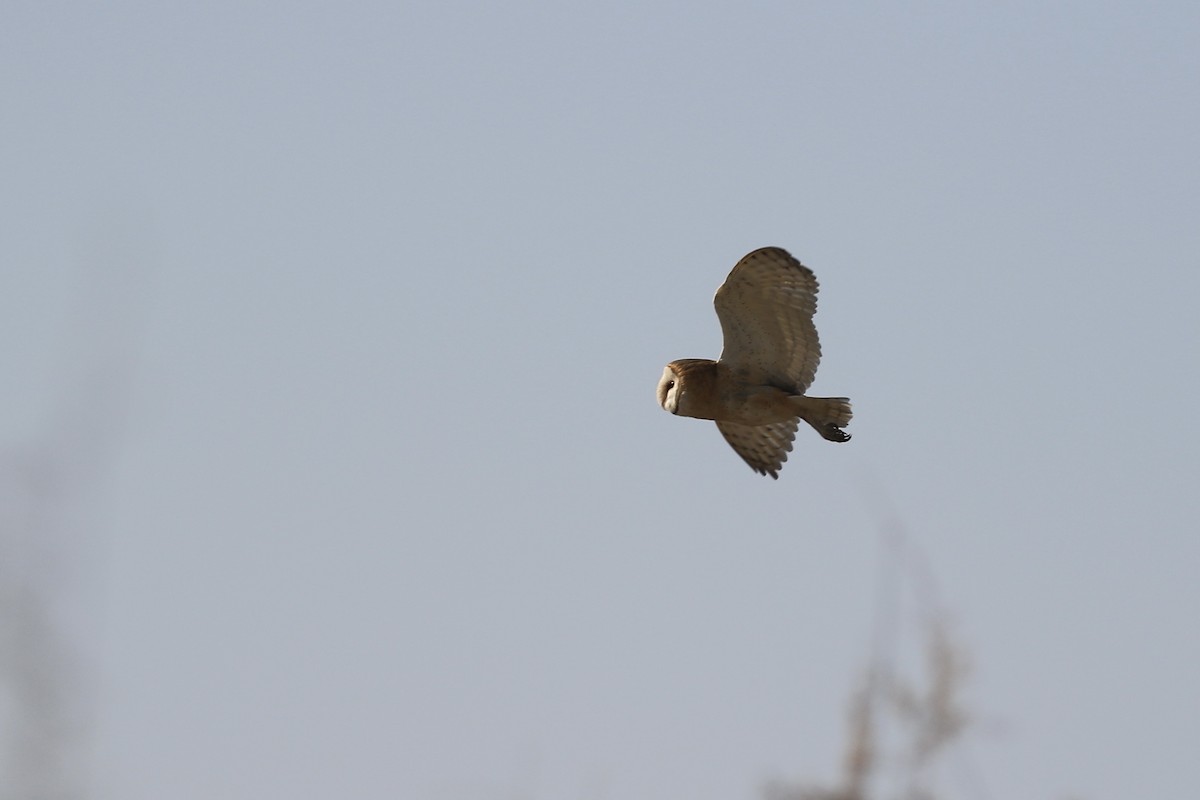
(656, 247, 851, 479)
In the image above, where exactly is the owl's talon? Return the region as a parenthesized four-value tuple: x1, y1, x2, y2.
(825, 426, 851, 443)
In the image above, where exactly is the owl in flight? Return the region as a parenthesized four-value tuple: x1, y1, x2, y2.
(656, 247, 852, 479)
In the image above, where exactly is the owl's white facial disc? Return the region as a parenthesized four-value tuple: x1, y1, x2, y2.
(657, 366, 680, 414)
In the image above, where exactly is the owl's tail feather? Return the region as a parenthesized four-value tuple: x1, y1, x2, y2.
(793, 396, 852, 443)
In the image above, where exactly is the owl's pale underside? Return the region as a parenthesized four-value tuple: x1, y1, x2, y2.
(656, 247, 852, 479)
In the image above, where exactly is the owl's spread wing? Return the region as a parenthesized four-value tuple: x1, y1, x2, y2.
(714, 247, 821, 391)
(715, 419, 799, 480)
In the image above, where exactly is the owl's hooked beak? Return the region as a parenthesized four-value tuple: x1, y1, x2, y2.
(662, 383, 679, 414)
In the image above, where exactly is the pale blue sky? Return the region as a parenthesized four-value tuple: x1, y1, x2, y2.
(3, 2, 1199, 799)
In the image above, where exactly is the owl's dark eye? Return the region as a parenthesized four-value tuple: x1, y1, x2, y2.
(666, 380, 675, 390)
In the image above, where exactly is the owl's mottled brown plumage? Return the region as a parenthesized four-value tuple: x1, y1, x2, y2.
(656, 247, 851, 479)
